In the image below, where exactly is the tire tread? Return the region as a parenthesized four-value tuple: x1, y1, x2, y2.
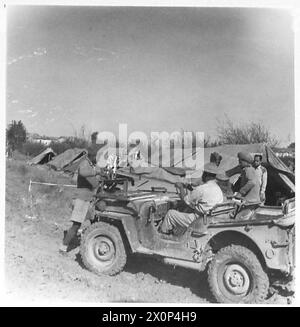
(208, 244, 269, 303)
(80, 222, 127, 276)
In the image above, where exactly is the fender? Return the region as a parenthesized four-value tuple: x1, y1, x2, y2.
(96, 210, 148, 253)
(206, 224, 292, 273)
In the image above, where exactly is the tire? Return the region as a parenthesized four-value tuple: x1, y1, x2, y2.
(80, 221, 127, 276)
(207, 245, 269, 303)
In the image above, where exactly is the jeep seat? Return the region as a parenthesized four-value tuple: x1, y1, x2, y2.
(234, 202, 262, 221)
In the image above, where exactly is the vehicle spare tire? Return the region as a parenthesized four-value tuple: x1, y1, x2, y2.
(80, 221, 127, 276)
(208, 245, 269, 303)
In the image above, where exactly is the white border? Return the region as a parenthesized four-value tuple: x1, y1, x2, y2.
(1, 0, 299, 308)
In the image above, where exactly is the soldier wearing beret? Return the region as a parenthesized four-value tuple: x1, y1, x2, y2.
(235, 151, 261, 203)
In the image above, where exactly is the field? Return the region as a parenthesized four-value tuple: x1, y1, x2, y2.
(5, 158, 288, 304)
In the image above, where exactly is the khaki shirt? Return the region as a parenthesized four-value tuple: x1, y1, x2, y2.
(184, 180, 224, 211)
(254, 165, 268, 194)
(239, 166, 261, 203)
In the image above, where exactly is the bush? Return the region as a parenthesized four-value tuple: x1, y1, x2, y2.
(10, 150, 29, 161)
(6, 120, 27, 151)
(21, 141, 47, 157)
(17, 163, 29, 176)
(19, 137, 90, 158)
(50, 137, 89, 155)
(216, 116, 279, 146)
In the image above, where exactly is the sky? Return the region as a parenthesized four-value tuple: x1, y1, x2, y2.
(6, 6, 295, 145)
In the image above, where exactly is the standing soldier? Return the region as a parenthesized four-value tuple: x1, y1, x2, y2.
(235, 152, 261, 203)
(253, 154, 268, 203)
(59, 152, 104, 254)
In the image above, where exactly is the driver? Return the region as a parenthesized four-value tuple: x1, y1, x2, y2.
(159, 162, 223, 235)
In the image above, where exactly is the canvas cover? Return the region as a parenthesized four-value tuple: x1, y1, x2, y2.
(28, 147, 56, 165)
(118, 143, 294, 193)
(47, 148, 88, 171)
(177, 143, 294, 181)
(178, 143, 293, 176)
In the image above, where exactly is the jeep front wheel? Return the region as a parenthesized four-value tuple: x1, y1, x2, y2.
(80, 222, 127, 276)
(208, 245, 269, 303)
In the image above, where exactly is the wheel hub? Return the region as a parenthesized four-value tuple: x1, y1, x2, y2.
(93, 237, 115, 262)
(224, 264, 250, 296)
(98, 242, 110, 255)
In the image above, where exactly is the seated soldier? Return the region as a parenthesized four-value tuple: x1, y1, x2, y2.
(159, 162, 223, 235)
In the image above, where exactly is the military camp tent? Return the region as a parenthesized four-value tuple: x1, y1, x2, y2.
(28, 147, 56, 165)
(47, 148, 88, 172)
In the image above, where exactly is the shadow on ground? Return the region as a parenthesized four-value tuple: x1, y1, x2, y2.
(71, 233, 214, 303)
(124, 254, 214, 302)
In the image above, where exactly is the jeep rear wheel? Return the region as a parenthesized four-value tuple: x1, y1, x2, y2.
(208, 245, 269, 303)
(80, 222, 127, 276)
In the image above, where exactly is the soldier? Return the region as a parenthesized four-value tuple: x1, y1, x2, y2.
(235, 152, 260, 203)
(59, 152, 104, 254)
(253, 154, 268, 203)
(159, 162, 223, 235)
(210, 152, 222, 167)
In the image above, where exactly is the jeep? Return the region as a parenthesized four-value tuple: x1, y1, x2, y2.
(79, 178, 295, 304)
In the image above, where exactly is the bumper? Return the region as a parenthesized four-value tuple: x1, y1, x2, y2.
(271, 273, 295, 297)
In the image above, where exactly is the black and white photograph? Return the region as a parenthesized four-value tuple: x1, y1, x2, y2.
(3, 1, 297, 306)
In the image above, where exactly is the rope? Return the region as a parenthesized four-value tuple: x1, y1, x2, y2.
(28, 179, 77, 192)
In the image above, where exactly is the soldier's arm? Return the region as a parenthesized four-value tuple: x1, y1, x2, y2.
(175, 182, 187, 201)
(239, 168, 256, 196)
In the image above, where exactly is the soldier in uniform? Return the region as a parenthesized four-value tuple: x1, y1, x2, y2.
(235, 152, 261, 203)
(253, 154, 268, 203)
(59, 153, 104, 253)
(159, 162, 223, 235)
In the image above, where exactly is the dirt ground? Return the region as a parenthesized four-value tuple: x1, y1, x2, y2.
(5, 158, 290, 305)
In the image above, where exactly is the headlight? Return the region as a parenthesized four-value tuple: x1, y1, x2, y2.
(96, 200, 106, 212)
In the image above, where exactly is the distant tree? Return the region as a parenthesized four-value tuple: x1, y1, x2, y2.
(50, 136, 89, 155)
(6, 120, 27, 151)
(204, 135, 211, 148)
(73, 124, 92, 142)
(203, 135, 221, 148)
(216, 116, 279, 147)
(288, 142, 295, 149)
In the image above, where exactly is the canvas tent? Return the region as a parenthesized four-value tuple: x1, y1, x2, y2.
(175, 143, 293, 176)
(117, 143, 294, 205)
(180, 143, 295, 205)
(28, 147, 56, 165)
(47, 148, 88, 172)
